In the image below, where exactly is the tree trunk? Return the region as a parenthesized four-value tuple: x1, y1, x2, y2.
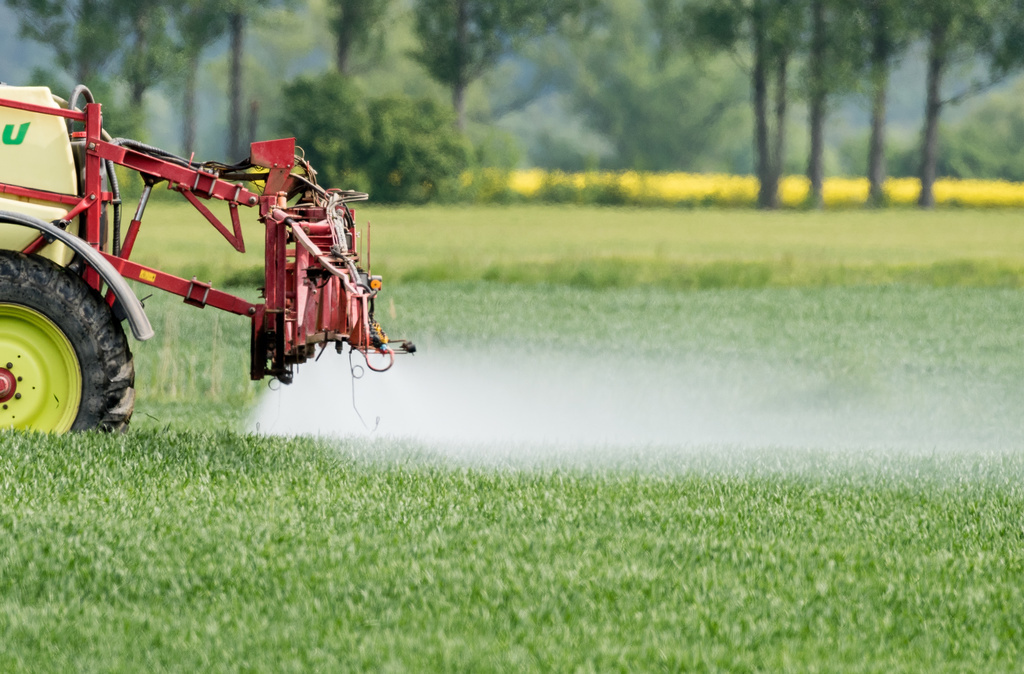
(807, 92, 825, 210)
(183, 55, 198, 155)
(76, 0, 98, 86)
(335, 2, 354, 75)
(918, 22, 946, 209)
(337, 37, 352, 75)
(129, 12, 148, 108)
(248, 99, 260, 149)
(228, 11, 244, 159)
(767, 52, 788, 210)
(866, 2, 889, 207)
(753, 2, 773, 209)
(453, 0, 468, 131)
(118, 10, 149, 139)
(453, 82, 467, 132)
(806, 0, 825, 210)
(867, 67, 889, 206)
(129, 81, 145, 108)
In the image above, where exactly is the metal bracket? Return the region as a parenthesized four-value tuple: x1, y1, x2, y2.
(0, 210, 154, 341)
(184, 276, 212, 308)
(191, 169, 219, 198)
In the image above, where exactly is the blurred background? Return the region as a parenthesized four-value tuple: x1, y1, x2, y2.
(4, 0, 1024, 209)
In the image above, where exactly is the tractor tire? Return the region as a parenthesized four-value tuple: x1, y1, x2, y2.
(0, 250, 134, 432)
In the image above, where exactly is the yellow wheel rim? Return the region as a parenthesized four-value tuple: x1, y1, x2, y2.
(0, 303, 81, 432)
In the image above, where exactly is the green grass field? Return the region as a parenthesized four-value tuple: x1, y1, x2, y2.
(2, 429, 1023, 671)
(4, 204, 1024, 670)
(132, 202, 1024, 288)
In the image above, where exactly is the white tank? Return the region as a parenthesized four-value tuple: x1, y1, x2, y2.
(0, 86, 81, 265)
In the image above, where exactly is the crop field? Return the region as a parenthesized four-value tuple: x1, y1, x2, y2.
(3, 204, 1024, 670)
(131, 202, 1024, 288)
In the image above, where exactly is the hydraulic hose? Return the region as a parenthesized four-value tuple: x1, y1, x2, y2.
(105, 158, 122, 256)
(112, 138, 200, 169)
(68, 84, 94, 112)
(53, 91, 115, 143)
(62, 86, 121, 254)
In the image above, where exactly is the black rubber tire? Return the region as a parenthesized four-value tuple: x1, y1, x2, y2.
(0, 250, 135, 432)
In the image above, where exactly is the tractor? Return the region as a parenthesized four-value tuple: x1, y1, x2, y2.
(0, 84, 413, 433)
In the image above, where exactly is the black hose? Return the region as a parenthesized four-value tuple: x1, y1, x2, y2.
(67, 85, 94, 134)
(112, 138, 199, 169)
(67, 85, 122, 252)
(105, 159, 121, 256)
(68, 84, 94, 110)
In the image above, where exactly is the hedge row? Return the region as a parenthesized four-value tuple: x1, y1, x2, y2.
(453, 169, 1024, 208)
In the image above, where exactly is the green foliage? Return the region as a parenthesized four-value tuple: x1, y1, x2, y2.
(661, 0, 807, 207)
(798, 0, 868, 101)
(411, 0, 587, 88)
(279, 72, 469, 203)
(173, 0, 228, 54)
(326, 0, 393, 73)
(449, 169, 520, 204)
(842, 79, 1024, 182)
(3, 2, 132, 138)
(118, 2, 175, 140)
(4, 0, 123, 84)
(468, 126, 523, 169)
(850, 0, 913, 72)
(411, 0, 593, 128)
(280, 72, 373, 189)
(4, 0, 178, 140)
(168, 0, 229, 152)
(938, 82, 1024, 181)
(839, 131, 919, 178)
(364, 95, 471, 202)
(909, 0, 1000, 57)
(563, 0, 751, 172)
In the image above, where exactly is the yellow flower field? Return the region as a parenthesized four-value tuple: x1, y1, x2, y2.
(489, 170, 1024, 208)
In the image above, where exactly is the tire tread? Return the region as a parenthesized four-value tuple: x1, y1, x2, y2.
(0, 251, 135, 432)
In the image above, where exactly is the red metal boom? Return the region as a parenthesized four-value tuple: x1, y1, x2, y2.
(0, 93, 410, 384)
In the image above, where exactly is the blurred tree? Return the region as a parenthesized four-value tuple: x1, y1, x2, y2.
(170, 0, 228, 154)
(4, 0, 123, 87)
(227, 4, 247, 159)
(555, 0, 749, 172)
(910, 0, 1000, 208)
(5, 0, 176, 138)
(655, 0, 804, 208)
(280, 71, 469, 202)
(119, 0, 175, 139)
(855, 0, 911, 206)
(363, 95, 470, 202)
(801, 0, 864, 208)
(411, 0, 592, 130)
(221, 1, 280, 159)
(280, 72, 373, 188)
(936, 81, 1024, 181)
(328, 0, 393, 75)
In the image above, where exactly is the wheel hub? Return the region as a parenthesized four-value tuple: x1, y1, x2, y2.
(0, 303, 81, 432)
(0, 367, 14, 403)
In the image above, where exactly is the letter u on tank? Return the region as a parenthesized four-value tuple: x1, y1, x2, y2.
(2, 123, 29, 145)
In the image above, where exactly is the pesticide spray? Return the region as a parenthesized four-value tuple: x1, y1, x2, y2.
(252, 338, 1024, 469)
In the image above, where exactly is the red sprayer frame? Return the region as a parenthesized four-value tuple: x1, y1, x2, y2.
(0, 95, 411, 383)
